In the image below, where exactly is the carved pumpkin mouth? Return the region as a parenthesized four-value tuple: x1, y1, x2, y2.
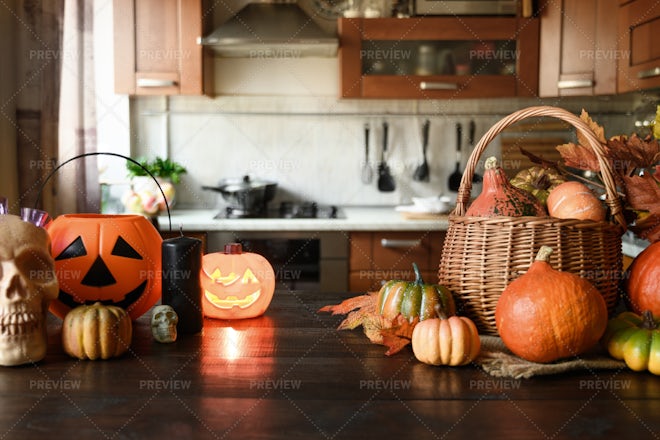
(58, 280, 147, 311)
(204, 289, 261, 309)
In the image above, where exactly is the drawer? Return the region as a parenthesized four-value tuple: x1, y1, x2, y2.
(372, 231, 434, 271)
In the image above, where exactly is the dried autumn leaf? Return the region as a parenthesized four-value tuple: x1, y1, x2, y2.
(381, 316, 418, 356)
(556, 142, 601, 171)
(577, 109, 607, 146)
(630, 213, 660, 243)
(622, 171, 660, 242)
(319, 293, 419, 355)
(318, 293, 376, 315)
(605, 135, 660, 175)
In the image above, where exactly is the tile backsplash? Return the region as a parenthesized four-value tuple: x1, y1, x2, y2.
(128, 92, 637, 211)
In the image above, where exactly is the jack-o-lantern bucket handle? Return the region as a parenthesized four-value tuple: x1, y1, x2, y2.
(35, 152, 172, 231)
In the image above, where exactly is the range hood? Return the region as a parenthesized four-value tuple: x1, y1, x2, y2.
(200, 2, 338, 58)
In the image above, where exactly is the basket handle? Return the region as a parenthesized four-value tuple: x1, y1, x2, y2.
(34, 152, 172, 231)
(454, 106, 627, 229)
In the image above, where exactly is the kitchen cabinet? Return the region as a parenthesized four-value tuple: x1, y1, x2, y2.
(338, 17, 539, 99)
(113, 0, 205, 95)
(617, 0, 660, 93)
(538, 0, 618, 96)
(349, 231, 445, 292)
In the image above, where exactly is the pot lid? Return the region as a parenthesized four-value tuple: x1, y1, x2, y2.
(204, 175, 277, 193)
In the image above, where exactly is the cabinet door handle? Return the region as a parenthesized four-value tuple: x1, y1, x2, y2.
(638, 67, 660, 79)
(137, 78, 178, 88)
(380, 238, 421, 248)
(419, 81, 458, 91)
(557, 79, 593, 89)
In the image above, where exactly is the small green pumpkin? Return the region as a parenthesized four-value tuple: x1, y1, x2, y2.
(376, 263, 455, 322)
(601, 310, 660, 375)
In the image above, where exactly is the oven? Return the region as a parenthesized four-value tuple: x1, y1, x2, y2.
(207, 231, 349, 292)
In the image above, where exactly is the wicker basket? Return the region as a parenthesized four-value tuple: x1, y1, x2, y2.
(438, 106, 627, 336)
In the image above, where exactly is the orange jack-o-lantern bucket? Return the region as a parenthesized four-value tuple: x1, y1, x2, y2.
(47, 214, 162, 320)
(201, 243, 275, 320)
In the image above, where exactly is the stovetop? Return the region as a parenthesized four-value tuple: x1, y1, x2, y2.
(214, 201, 344, 219)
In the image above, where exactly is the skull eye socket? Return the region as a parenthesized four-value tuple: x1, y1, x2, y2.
(111, 236, 143, 260)
(15, 250, 55, 283)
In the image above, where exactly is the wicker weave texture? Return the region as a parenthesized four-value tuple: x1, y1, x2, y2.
(438, 106, 626, 336)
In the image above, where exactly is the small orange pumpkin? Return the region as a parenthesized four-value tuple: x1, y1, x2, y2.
(624, 241, 660, 316)
(47, 214, 162, 320)
(201, 243, 275, 320)
(546, 181, 605, 222)
(495, 246, 608, 363)
(62, 302, 132, 360)
(412, 309, 481, 366)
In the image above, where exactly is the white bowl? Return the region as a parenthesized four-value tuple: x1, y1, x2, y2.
(411, 196, 452, 213)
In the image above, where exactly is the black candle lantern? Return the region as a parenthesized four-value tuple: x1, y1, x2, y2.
(162, 228, 203, 334)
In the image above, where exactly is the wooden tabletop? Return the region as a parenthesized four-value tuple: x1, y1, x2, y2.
(1, 291, 659, 439)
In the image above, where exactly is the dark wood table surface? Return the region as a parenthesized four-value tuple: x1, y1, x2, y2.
(1, 291, 659, 439)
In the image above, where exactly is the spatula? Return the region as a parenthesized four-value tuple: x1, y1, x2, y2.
(413, 119, 430, 182)
(448, 122, 462, 192)
(377, 121, 395, 192)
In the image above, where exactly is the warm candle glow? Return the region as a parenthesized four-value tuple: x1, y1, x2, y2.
(221, 327, 241, 361)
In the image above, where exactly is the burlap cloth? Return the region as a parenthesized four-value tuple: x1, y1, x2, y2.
(476, 336, 626, 379)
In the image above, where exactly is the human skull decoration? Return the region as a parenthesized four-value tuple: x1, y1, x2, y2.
(151, 305, 178, 343)
(0, 215, 59, 366)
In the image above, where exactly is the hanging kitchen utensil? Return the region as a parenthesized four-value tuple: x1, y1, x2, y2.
(361, 123, 373, 184)
(377, 121, 396, 192)
(468, 119, 482, 183)
(413, 119, 430, 182)
(448, 122, 463, 192)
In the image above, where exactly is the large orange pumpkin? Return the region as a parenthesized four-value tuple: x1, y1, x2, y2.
(201, 243, 275, 320)
(625, 241, 660, 316)
(495, 246, 608, 363)
(47, 214, 162, 320)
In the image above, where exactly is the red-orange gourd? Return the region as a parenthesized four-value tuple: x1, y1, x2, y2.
(624, 241, 660, 316)
(546, 181, 605, 222)
(465, 157, 546, 217)
(495, 246, 608, 363)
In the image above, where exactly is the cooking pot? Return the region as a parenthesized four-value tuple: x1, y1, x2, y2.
(203, 176, 277, 216)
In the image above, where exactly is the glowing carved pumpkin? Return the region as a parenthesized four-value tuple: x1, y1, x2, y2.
(201, 243, 275, 320)
(47, 214, 162, 320)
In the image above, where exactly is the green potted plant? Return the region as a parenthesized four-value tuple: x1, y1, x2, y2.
(122, 157, 187, 215)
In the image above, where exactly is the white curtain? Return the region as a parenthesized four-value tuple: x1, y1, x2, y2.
(58, 0, 100, 214)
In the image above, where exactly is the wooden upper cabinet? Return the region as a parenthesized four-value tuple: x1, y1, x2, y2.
(617, 0, 660, 93)
(539, 0, 618, 97)
(338, 17, 539, 99)
(113, 0, 204, 95)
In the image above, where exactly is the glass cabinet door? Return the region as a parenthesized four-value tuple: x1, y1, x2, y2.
(339, 17, 539, 99)
(361, 40, 518, 76)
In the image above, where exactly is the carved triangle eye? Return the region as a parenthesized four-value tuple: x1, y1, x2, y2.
(241, 268, 258, 284)
(55, 236, 87, 260)
(111, 236, 143, 260)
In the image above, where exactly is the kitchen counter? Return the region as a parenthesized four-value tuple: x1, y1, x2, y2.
(2, 291, 658, 438)
(160, 208, 651, 257)
(156, 207, 449, 232)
